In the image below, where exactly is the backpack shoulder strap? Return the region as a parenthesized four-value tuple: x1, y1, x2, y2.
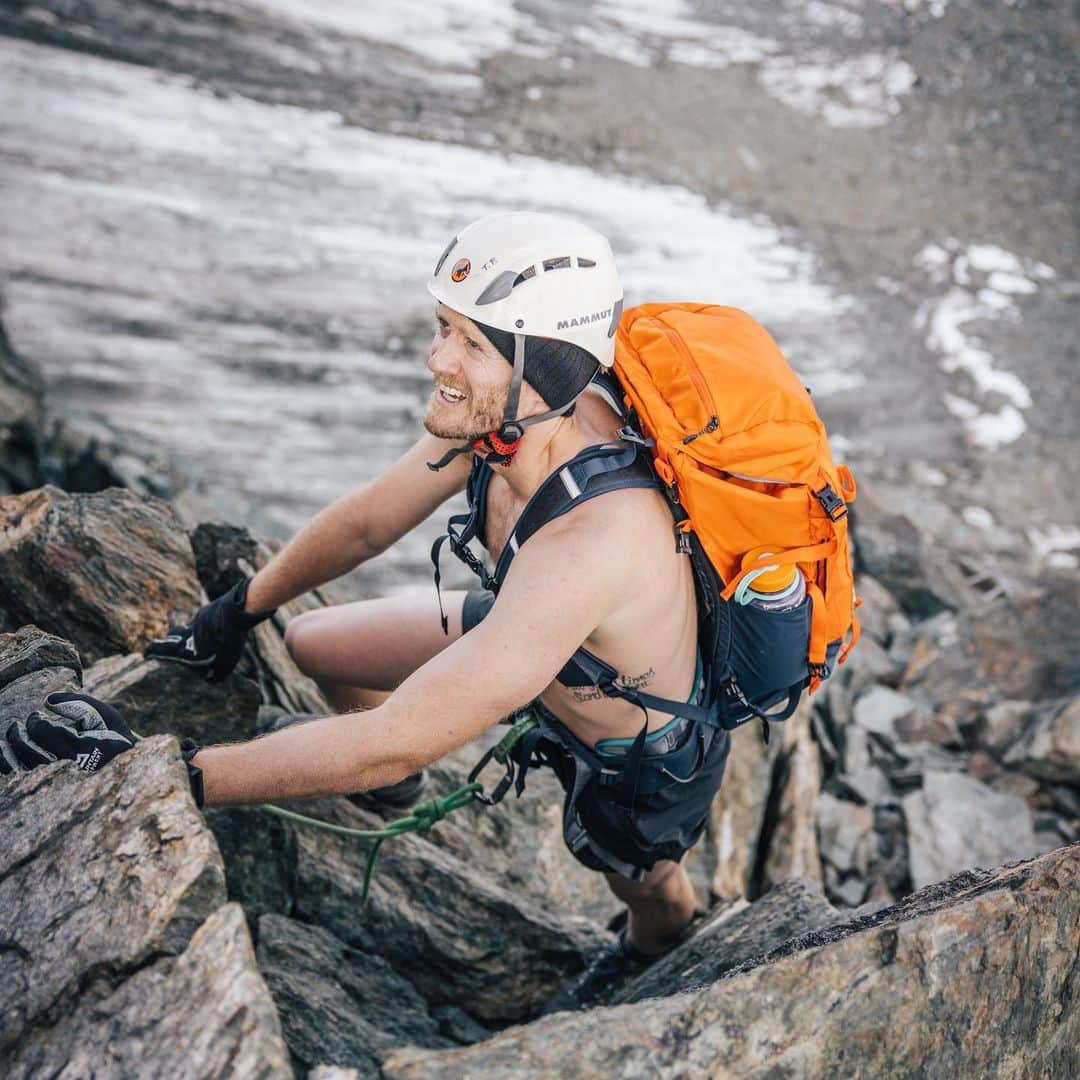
(429, 454, 497, 632)
(489, 441, 659, 588)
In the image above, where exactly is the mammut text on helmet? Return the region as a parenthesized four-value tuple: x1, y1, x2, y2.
(557, 308, 612, 330)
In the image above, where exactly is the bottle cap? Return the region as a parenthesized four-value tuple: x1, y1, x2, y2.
(740, 546, 797, 594)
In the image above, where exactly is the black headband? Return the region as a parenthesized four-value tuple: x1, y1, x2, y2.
(473, 320, 600, 416)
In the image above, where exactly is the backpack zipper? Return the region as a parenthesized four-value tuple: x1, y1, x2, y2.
(650, 318, 719, 443)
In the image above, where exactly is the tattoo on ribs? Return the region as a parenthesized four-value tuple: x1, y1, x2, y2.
(570, 666, 656, 703)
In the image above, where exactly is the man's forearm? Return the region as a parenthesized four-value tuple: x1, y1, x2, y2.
(194, 712, 416, 806)
(244, 491, 375, 613)
(194, 626, 518, 807)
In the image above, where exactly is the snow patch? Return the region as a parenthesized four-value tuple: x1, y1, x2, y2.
(244, 0, 539, 68)
(884, 0, 949, 16)
(577, 1, 776, 70)
(916, 240, 1054, 451)
(1026, 524, 1080, 570)
(961, 506, 995, 530)
(760, 51, 917, 128)
(910, 461, 948, 487)
(244, 1, 917, 128)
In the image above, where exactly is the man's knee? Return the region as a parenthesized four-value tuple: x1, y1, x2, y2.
(283, 608, 333, 676)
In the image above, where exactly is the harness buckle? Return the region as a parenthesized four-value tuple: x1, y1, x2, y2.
(813, 482, 848, 521)
(674, 518, 692, 555)
(617, 425, 654, 448)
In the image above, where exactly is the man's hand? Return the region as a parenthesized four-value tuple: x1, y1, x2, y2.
(144, 578, 275, 682)
(0, 692, 136, 774)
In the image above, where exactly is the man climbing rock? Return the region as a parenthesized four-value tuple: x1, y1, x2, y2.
(4, 212, 732, 989)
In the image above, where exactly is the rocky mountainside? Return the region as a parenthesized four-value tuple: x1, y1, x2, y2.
(0, 327, 1077, 1075)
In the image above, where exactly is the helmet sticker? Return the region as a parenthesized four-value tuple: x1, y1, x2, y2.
(451, 258, 471, 282)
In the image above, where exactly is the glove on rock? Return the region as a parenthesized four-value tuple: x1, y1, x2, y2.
(144, 577, 275, 683)
(1, 692, 136, 774)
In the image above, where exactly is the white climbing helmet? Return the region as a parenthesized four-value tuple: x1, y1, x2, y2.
(426, 210, 623, 368)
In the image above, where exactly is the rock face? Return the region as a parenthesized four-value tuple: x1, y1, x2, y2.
(0, 308, 180, 499)
(0, 615, 289, 1075)
(850, 484, 962, 617)
(0, 312, 45, 495)
(0, 485, 1076, 1074)
(698, 726, 776, 900)
(291, 797, 607, 1023)
(7, 904, 290, 1079)
(83, 651, 262, 745)
(760, 704, 824, 892)
(0, 486, 202, 661)
(1000, 696, 1080, 786)
(0, 738, 290, 1076)
(383, 844, 1080, 1078)
(0, 737, 225, 1054)
(257, 914, 454, 1076)
(613, 878, 837, 1005)
(903, 771, 1044, 889)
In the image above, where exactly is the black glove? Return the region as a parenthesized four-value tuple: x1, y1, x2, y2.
(0, 692, 136, 774)
(144, 577, 275, 683)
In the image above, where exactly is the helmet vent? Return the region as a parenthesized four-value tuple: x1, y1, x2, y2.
(434, 236, 458, 276)
(542, 256, 573, 272)
(513, 266, 537, 286)
(576, 257, 596, 268)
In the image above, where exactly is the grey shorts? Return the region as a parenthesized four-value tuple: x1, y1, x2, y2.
(461, 589, 496, 634)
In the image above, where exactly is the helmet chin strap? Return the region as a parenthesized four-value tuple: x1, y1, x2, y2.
(426, 334, 593, 471)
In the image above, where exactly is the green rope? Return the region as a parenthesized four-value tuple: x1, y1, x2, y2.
(260, 782, 482, 902)
(257, 711, 539, 903)
(490, 712, 538, 764)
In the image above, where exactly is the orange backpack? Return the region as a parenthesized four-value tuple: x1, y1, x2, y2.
(613, 303, 861, 708)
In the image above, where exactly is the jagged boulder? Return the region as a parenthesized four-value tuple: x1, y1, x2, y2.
(0, 625, 81, 688)
(816, 792, 875, 906)
(902, 589, 1080, 706)
(189, 520, 332, 715)
(0, 311, 45, 495)
(290, 796, 608, 1023)
(82, 651, 262, 745)
(850, 573, 910, 647)
(0, 620, 290, 1075)
(697, 726, 776, 901)
(0, 624, 82, 720)
(902, 771, 1044, 889)
(256, 914, 455, 1075)
(613, 878, 837, 1005)
(0, 736, 227, 1056)
(6, 904, 290, 1079)
(383, 844, 1080, 1078)
(849, 484, 961, 617)
(0, 486, 202, 662)
(760, 704, 823, 892)
(999, 696, 1080, 786)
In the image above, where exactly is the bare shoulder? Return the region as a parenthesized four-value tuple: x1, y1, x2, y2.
(527, 483, 661, 573)
(559, 482, 665, 538)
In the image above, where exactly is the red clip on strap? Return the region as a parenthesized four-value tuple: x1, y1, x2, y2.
(474, 431, 522, 466)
